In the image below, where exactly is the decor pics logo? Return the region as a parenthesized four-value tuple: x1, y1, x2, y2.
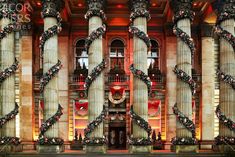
(0, 2, 33, 31)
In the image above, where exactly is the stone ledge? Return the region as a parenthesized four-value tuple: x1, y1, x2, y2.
(36, 145, 64, 153)
(0, 145, 23, 153)
(85, 145, 107, 153)
(171, 145, 199, 153)
(129, 145, 152, 153)
(214, 145, 235, 153)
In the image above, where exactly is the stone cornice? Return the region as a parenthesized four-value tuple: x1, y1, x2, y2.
(41, 0, 65, 12)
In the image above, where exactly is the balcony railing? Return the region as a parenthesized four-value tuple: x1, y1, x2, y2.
(105, 74, 130, 83)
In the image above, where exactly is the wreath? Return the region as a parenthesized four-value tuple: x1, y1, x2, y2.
(108, 90, 126, 105)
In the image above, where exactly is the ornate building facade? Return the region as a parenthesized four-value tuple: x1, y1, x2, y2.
(0, 0, 234, 154)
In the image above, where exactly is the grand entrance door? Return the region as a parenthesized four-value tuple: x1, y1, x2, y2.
(109, 125, 126, 149)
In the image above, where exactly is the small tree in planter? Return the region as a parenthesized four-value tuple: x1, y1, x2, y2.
(152, 130, 157, 144)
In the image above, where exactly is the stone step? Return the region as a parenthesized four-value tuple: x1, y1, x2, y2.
(3, 152, 229, 157)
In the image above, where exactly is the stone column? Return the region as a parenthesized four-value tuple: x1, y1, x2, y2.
(129, 0, 151, 153)
(37, 0, 64, 153)
(170, 0, 198, 152)
(86, 0, 106, 153)
(165, 35, 177, 149)
(0, 0, 16, 146)
(19, 31, 34, 150)
(217, 1, 235, 151)
(201, 25, 215, 149)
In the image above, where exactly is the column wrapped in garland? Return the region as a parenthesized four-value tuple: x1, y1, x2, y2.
(128, 0, 152, 151)
(0, 0, 20, 146)
(83, 0, 107, 152)
(37, 0, 64, 147)
(214, 0, 235, 147)
(170, 0, 197, 146)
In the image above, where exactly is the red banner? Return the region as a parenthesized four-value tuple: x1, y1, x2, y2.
(75, 101, 88, 116)
(110, 86, 125, 95)
(148, 100, 160, 116)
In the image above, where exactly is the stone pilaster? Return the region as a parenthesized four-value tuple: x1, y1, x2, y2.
(19, 31, 34, 150)
(86, 0, 106, 153)
(129, 0, 151, 153)
(170, 0, 198, 152)
(217, 0, 235, 151)
(201, 25, 215, 149)
(165, 36, 177, 149)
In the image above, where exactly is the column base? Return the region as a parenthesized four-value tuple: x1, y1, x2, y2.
(36, 145, 64, 153)
(0, 144, 23, 152)
(171, 145, 199, 153)
(85, 145, 107, 153)
(214, 145, 235, 152)
(129, 145, 152, 153)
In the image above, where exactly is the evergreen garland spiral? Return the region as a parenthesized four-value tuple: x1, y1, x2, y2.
(214, 0, 235, 145)
(0, 103, 20, 145)
(172, 1, 197, 145)
(38, 0, 64, 145)
(129, 8, 151, 50)
(129, 106, 152, 146)
(0, 1, 20, 146)
(38, 104, 64, 145)
(83, 107, 107, 145)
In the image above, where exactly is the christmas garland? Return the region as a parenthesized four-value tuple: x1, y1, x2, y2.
(215, 105, 235, 132)
(84, 60, 106, 95)
(216, 69, 235, 90)
(214, 6, 235, 52)
(173, 65, 197, 95)
(129, 106, 152, 146)
(39, 60, 62, 93)
(0, 103, 20, 145)
(130, 64, 152, 94)
(171, 3, 197, 145)
(108, 90, 126, 105)
(214, 1, 235, 145)
(39, 8, 62, 55)
(83, 107, 107, 145)
(0, 103, 19, 128)
(171, 103, 197, 145)
(85, 25, 106, 52)
(0, 59, 19, 84)
(84, 8, 106, 52)
(38, 104, 64, 145)
(0, 6, 18, 41)
(129, 9, 151, 50)
(172, 10, 195, 59)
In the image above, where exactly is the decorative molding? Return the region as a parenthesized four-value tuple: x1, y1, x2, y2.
(129, 0, 150, 11)
(86, 0, 106, 11)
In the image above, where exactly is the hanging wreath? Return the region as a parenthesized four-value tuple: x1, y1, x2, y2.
(108, 86, 126, 105)
(38, 104, 64, 145)
(0, 59, 19, 84)
(129, 106, 152, 146)
(83, 107, 107, 145)
(171, 103, 197, 145)
(84, 60, 106, 96)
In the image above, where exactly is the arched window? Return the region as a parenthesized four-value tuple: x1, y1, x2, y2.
(148, 40, 160, 70)
(74, 39, 88, 70)
(110, 39, 125, 71)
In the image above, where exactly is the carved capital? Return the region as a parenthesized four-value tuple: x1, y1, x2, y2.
(86, 0, 106, 11)
(41, 0, 65, 12)
(170, 0, 193, 13)
(129, 0, 150, 11)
